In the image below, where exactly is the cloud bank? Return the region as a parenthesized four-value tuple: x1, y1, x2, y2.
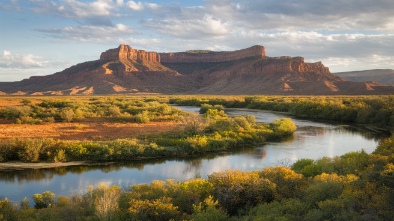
(0, 0, 393, 81)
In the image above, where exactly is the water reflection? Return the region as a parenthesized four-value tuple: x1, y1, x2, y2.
(0, 107, 386, 203)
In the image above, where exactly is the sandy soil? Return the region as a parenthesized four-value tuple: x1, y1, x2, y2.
(0, 161, 119, 170)
(0, 161, 87, 170)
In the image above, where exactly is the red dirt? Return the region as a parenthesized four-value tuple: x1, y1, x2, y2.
(0, 121, 180, 141)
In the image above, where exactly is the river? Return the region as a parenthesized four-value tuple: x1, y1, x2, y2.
(0, 106, 384, 203)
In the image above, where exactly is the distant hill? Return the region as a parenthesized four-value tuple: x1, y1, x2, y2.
(1, 44, 394, 95)
(335, 69, 394, 86)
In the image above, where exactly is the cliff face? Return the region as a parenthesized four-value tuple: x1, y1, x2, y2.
(2, 44, 394, 95)
(100, 44, 160, 63)
(160, 45, 265, 63)
(100, 44, 172, 72)
(251, 56, 332, 77)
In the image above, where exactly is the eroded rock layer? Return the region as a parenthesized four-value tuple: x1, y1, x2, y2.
(1, 44, 394, 95)
(100, 44, 160, 63)
(160, 45, 265, 63)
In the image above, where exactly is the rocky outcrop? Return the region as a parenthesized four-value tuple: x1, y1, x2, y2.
(2, 44, 394, 95)
(100, 44, 160, 63)
(252, 56, 333, 78)
(160, 45, 265, 63)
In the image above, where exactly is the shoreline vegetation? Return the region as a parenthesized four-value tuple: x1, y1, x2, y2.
(0, 96, 297, 168)
(0, 134, 393, 220)
(169, 95, 394, 132)
(0, 95, 392, 169)
(0, 95, 393, 220)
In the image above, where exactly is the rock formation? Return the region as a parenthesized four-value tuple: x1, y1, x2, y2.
(252, 56, 334, 79)
(1, 44, 394, 95)
(100, 44, 172, 72)
(160, 45, 265, 63)
(100, 44, 160, 63)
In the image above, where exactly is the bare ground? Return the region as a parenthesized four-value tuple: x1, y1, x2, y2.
(0, 161, 103, 170)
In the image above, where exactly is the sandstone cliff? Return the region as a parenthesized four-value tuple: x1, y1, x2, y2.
(100, 44, 160, 63)
(254, 56, 334, 79)
(1, 44, 394, 95)
(100, 44, 172, 72)
(160, 45, 265, 63)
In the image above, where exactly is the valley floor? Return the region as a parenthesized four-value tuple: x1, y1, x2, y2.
(0, 121, 179, 141)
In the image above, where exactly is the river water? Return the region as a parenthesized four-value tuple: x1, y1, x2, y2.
(0, 106, 384, 203)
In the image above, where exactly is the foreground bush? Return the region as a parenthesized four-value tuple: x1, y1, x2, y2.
(1, 135, 393, 220)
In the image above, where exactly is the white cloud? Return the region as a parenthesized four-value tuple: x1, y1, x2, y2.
(228, 0, 394, 31)
(0, 50, 47, 68)
(145, 3, 158, 10)
(144, 15, 230, 38)
(31, 0, 115, 18)
(3, 0, 394, 77)
(0, 0, 22, 11)
(127, 1, 144, 11)
(3, 51, 11, 56)
(324, 55, 394, 72)
(35, 23, 135, 43)
(0, 50, 70, 81)
(116, 0, 124, 6)
(28, 0, 162, 19)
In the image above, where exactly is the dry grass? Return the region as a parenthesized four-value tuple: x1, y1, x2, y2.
(0, 121, 180, 141)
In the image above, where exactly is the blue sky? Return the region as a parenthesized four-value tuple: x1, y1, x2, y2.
(1, 0, 394, 82)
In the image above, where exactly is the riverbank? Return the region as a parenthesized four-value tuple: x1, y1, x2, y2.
(0, 161, 116, 170)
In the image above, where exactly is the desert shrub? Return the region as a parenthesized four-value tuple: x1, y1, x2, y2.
(135, 110, 150, 123)
(334, 150, 370, 175)
(199, 104, 224, 114)
(127, 197, 181, 221)
(291, 158, 319, 177)
(192, 196, 228, 221)
(108, 105, 122, 117)
(20, 197, 30, 210)
(169, 179, 215, 214)
(60, 108, 75, 122)
(258, 166, 306, 199)
(42, 116, 55, 123)
(33, 191, 56, 209)
(54, 149, 67, 162)
(208, 170, 277, 215)
(0, 198, 18, 221)
(269, 118, 297, 136)
(38, 100, 70, 108)
(0, 139, 19, 162)
(17, 139, 42, 162)
(93, 184, 122, 220)
(245, 198, 310, 221)
(181, 114, 208, 135)
(303, 173, 346, 205)
(16, 116, 42, 124)
(0, 106, 32, 120)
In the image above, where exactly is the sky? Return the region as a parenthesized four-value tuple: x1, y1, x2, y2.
(1, 0, 394, 82)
